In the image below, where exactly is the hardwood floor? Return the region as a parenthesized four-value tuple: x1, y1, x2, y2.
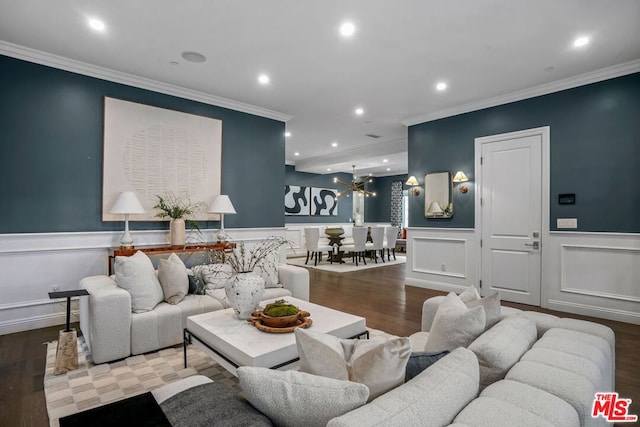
(1, 263, 638, 426)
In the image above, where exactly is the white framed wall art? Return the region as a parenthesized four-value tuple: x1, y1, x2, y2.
(102, 97, 222, 221)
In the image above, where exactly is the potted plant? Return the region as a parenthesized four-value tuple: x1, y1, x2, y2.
(153, 193, 204, 246)
(221, 236, 289, 319)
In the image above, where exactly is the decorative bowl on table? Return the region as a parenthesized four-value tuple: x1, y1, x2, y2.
(261, 300, 301, 328)
(248, 299, 313, 333)
(324, 227, 344, 238)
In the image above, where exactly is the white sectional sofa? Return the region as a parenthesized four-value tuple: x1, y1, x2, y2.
(406, 295, 615, 427)
(79, 263, 309, 364)
(148, 293, 615, 427)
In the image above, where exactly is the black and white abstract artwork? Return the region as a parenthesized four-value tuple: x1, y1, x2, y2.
(311, 187, 338, 216)
(284, 185, 310, 215)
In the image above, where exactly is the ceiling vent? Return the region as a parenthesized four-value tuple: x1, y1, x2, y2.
(365, 133, 381, 139)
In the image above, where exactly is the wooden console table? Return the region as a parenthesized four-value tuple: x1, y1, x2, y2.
(109, 242, 235, 274)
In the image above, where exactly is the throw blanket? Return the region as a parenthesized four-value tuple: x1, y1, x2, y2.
(160, 382, 273, 427)
(61, 382, 272, 427)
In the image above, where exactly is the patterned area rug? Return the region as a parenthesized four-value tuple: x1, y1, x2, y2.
(43, 338, 237, 427)
(44, 329, 395, 426)
(287, 255, 406, 273)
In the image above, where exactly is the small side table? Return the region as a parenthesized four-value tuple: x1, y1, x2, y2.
(48, 289, 89, 375)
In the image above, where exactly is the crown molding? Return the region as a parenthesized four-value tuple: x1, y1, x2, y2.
(402, 59, 640, 126)
(295, 138, 407, 172)
(0, 41, 293, 123)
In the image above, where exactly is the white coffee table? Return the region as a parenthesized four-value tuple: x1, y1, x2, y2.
(184, 297, 367, 375)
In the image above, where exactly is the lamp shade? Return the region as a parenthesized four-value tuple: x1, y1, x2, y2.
(427, 201, 443, 214)
(110, 191, 145, 214)
(406, 176, 419, 186)
(209, 195, 237, 214)
(452, 171, 469, 183)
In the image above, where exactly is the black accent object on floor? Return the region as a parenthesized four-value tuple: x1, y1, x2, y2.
(59, 392, 171, 427)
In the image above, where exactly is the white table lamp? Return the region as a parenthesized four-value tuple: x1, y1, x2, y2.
(110, 191, 145, 248)
(209, 195, 236, 241)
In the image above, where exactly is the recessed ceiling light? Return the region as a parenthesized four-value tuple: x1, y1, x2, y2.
(258, 74, 270, 84)
(327, 168, 332, 171)
(573, 36, 590, 48)
(340, 22, 356, 37)
(294, 152, 300, 156)
(436, 82, 447, 91)
(285, 132, 291, 137)
(355, 107, 364, 115)
(383, 159, 388, 163)
(387, 168, 391, 171)
(181, 51, 207, 63)
(88, 18, 105, 32)
(332, 142, 338, 147)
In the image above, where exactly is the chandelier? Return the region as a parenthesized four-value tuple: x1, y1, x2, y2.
(333, 165, 377, 199)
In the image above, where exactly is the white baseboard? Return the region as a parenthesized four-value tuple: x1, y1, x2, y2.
(404, 278, 469, 294)
(0, 311, 78, 335)
(547, 299, 640, 325)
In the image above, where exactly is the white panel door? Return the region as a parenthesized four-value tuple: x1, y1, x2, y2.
(480, 133, 542, 305)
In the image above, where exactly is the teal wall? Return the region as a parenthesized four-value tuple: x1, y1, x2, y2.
(408, 72, 640, 232)
(0, 55, 285, 233)
(284, 165, 353, 223)
(365, 174, 408, 223)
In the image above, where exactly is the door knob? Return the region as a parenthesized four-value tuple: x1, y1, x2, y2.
(524, 241, 539, 249)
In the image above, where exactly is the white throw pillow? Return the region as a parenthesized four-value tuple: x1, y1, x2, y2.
(458, 284, 481, 303)
(466, 292, 502, 330)
(424, 292, 486, 352)
(192, 263, 233, 290)
(237, 367, 369, 427)
(114, 251, 164, 313)
(157, 253, 188, 304)
(295, 328, 411, 401)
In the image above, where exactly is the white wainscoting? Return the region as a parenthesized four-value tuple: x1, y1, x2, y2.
(0, 227, 286, 335)
(405, 228, 477, 293)
(543, 232, 640, 324)
(405, 227, 640, 325)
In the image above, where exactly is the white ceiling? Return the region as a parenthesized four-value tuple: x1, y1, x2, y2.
(1, 0, 639, 177)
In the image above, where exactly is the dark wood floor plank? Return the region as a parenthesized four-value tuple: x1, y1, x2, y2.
(1, 263, 638, 426)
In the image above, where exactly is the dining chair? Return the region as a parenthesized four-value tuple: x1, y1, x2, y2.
(365, 226, 385, 263)
(383, 226, 399, 261)
(342, 226, 367, 266)
(304, 227, 334, 266)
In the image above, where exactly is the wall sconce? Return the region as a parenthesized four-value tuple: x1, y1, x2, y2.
(452, 171, 469, 193)
(406, 175, 421, 196)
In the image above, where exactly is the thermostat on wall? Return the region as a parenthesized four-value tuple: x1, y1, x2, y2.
(558, 193, 575, 204)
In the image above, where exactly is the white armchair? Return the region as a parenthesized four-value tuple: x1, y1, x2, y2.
(365, 226, 385, 263)
(304, 227, 334, 266)
(383, 226, 399, 261)
(342, 226, 368, 266)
